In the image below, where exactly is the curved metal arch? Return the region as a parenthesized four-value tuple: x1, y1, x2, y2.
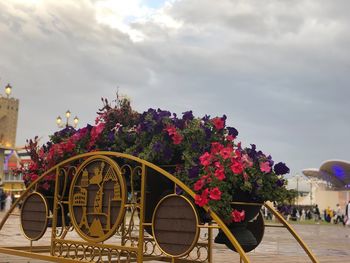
(0, 151, 316, 263)
(264, 203, 318, 263)
(0, 151, 250, 262)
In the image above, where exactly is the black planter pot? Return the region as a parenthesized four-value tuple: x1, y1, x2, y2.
(143, 165, 175, 235)
(214, 223, 257, 250)
(39, 184, 70, 228)
(214, 202, 263, 252)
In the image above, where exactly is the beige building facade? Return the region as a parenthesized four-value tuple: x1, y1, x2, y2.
(0, 93, 20, 186)
(0, 96, 19, 148)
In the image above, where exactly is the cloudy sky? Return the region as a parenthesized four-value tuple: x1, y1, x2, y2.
(1, 0, 349, 177)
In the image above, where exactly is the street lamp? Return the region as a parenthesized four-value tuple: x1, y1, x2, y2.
(309, 179, 313, 205)
(295, 174, 301, 207)
(56, 110, 79, 128)
(5, 84, 12, 98)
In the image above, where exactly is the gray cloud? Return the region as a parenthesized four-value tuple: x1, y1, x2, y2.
(1, 0, 349, 176)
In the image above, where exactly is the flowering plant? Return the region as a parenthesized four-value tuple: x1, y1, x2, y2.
(21, 95, 291, 223)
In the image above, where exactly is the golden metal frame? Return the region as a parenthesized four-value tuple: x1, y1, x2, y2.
(0, 151, 320, 263)
(151, 194, 200, 258)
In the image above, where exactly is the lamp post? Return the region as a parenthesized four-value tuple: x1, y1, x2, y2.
(56, 110, 79, 128)
(295, 174, 301, 207)
(5, 84, 12, 98)
(310, 180, 313, 205)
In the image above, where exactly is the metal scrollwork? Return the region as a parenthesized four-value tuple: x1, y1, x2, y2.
(6, 152, 314, 263)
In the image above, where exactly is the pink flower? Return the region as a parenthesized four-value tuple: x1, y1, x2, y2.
(230, 159, 243, 174)
(231, 209, 245, 223)
(194, 179, 205, 191)
(195, 188, 209, 207)
(260, 161, 271, 173)
(30, 173, 39, 181)
(220, 147, 233, 159)
(199, 152, 211, 167)
(226, 135, 235, 142)
(71, 127, 88, 142)
(89, 122, 105, 148)
(242, 154, 253, 168)
(235, 149, 242, 158)
(212, 117, 225, 130)
(61, 140, 75, 153)
(38, 148, 46, 159)
(195, 194, 208, 207)
(29, 162, 38, 171)
(172, 132, 183, 145)
(243, 171, 248, 181)
(214, 168, 226, 181)
(211, 142, 224, 154)
(214, 161, 223, 169)
(164, 125, 183, 145)
(42, 182, 50, 190)
(209, 187, 222, 200)
(164, 125, 177, 136)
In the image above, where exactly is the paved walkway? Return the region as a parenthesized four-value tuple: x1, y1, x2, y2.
(1, 210, 350, 262)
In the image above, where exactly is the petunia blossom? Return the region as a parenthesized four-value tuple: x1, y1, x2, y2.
(212, 117, 225, 130)
(231, 209, 245, 223)
(230, 159, 243, 174)
(172, 132, 183, 145)
(211, 142, 224, 154)
(194, 179, 205, 191)
(195, 194, 208, 207)
(220, 147, 233, 159)
(260, 161, 271, 173)
(199, 152, 211, 167)
(209, 187, 222, 200)
(214, 168, 226, 181)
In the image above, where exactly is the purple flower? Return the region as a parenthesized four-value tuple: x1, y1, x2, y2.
(140, 121, 153, 132)
(152, 141, 162, 152)
(191, 142, 199, 151)
(156, 109, 171, 120)
(201, 115, 210, 122)
(174, 118, 185, 129)
(203, 127, 211, 140)
(274, 162, 290, 175)
(163, 147, 173, 161)
(267, 155, 274, 167)
(54, 126, 76, 138)
(276, 179, 285, 187)
(188, 166, 200, 179)
(182, 111, 194, 121)
(246, 144, 257, 160)
(227, 126, 238, 137)
(108, 131, 115, 142)
(246, 144, 265, 161)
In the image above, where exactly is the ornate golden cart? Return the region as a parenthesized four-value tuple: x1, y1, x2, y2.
(0, 152, 319, 262)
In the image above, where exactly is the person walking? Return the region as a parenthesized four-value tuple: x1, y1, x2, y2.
(346, 201, 350, 226)
(0, 190, 5, 211)
(314, 204, 321, 223)
(4, 193, 12, 211)
(334, 204, 342, 224)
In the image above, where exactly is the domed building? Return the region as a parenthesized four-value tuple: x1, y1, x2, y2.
(302, 160, 350, 213)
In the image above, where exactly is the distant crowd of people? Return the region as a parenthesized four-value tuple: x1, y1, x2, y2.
(262, 202, 350, 226)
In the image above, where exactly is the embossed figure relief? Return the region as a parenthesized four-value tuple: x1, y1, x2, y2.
(69, 156, 126, 242)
